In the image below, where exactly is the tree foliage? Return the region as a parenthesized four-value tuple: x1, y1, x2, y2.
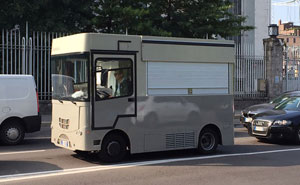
(147, 0, 254, 38)
(0, 0, 95, 33)
(92, 0, 171, 36)
(0, 0, 253, 38)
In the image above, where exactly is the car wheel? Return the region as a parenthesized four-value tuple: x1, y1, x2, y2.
(99, 134, 128, 163)
(0, 121, 25, 145)
(198, 128, 219, 154)
(295, 128, 300, 144)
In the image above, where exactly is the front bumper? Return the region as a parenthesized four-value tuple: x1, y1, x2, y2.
(23, 114, 41, 133)
(252, 125, 295, 140)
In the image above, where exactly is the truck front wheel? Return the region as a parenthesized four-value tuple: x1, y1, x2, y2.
(99, 134, 128, 163)
(0, 120, 25, 145)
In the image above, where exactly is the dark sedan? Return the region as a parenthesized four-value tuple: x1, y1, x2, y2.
(250, 96, 300, 143)
(240, 91, 300, 129)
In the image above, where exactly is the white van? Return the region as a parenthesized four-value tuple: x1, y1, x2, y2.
(0, 75, 41, 145)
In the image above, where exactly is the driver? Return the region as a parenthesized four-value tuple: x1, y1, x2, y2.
(113, 70, 132, 97)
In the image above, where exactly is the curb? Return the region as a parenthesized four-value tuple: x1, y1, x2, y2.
(234, 115, 240, 119)
(41, 122, 51, 127)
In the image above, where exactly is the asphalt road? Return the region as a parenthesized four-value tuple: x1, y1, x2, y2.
(1, 121, 300, 185)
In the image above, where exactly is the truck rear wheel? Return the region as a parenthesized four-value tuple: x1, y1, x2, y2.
(0, 121, 25, 145)
(99, 134, 128, 163)
(198, 128, 219, 154)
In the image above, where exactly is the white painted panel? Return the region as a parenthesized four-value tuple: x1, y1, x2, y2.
(148, 89, 188, 95)
(148, 88, 228, 95)
(142, 42, 235, 63)
(148, 62, 228, 88)
(0, 78, 30, 100)
(192, 88, 228, 95)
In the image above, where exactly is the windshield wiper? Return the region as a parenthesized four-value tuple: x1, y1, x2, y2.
(53, 96, 63, 103)
(65, 97, 77, 105)
(55, 96, 77, 105)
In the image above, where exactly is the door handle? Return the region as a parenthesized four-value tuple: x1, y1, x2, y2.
(128, 98, 135, 102)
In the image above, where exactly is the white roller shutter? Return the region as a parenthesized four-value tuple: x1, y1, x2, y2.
(147, 62, 229, 95)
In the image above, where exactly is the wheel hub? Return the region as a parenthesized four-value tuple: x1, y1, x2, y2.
(6, 128, 19, 140)
(200, 133, 215, 151)
(107, 141, 121, 156)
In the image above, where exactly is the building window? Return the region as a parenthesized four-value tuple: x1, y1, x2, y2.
(287, 38, 289, 43)
(294, 38, 296, 43)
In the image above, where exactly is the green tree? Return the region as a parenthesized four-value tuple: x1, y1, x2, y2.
(92, 0, 171, 36)
(92, 0, 253, 38)
(0, 0, 95, 33)
(146, 0, 253, 38)
(0, 0, 38, 30)
(0, 0, 252, 38)
(93, 0, 151, 35)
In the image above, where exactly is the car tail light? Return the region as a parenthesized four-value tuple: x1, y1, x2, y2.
(36, 90, 39, 113)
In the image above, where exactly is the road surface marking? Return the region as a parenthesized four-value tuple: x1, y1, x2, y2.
(1, 147, 300, 183)
(25, 137, 51, 140)
(0, 150, 46, 156)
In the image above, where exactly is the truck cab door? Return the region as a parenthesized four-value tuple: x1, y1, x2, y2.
(92, 53, 136, 129)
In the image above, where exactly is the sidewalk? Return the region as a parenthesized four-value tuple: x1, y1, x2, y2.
(234, 110, 241, 119)
(41, 114, 51, 127)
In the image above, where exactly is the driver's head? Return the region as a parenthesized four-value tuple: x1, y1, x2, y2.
(114, 70, 124, 82)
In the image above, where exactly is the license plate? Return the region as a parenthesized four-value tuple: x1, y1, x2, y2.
(254, 126, 264, 131)
(60, 140, 69, 147)
(244, 117, 252, 123)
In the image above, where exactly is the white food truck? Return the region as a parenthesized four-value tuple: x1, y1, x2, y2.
(51, 33, 235, 162)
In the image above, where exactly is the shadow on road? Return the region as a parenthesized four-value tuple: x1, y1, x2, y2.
(72, 139, 300, 166)
(234, 127, 250, 138)
(0, 161, 62, 176)
(0, 138, 56, 152)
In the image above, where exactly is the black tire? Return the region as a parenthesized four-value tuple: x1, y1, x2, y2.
(255, 137, 269, 143)
(294, 128, 300, 144)
(99, 134, 128, 163)
(74, 150, 90, 157)
(0, 121, 25, 145)
(198, 128, 219, 154)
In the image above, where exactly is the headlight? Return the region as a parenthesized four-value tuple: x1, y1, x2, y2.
(245, 117, 253, 123)
(273, 120, 292, 126)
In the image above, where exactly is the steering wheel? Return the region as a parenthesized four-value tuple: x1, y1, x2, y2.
(96, 89, 111, 99)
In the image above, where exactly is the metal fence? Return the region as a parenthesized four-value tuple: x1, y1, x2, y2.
(1, 28, 268, 100)
(282, 58, 300, 92)
(0, 26, 67, 100)
(282, 46, 300, 92)
(234, 44, 267, 98)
